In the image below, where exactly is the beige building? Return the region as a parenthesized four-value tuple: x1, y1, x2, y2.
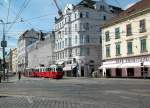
(100, 0, 150, 78)
(11, 48, 18, 73)
(17, 29, 40, 72)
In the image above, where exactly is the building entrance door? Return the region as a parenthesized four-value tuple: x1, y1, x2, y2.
(116, 68, 122, 77)
(127, 68, 134, 77)
(106, 69, 111, 77)
(81, 67, 84, 77)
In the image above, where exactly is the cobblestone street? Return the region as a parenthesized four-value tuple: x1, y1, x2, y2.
(0, 77, 150, 108)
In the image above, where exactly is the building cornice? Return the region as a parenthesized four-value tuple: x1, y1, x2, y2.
(102, 8, 150, 29)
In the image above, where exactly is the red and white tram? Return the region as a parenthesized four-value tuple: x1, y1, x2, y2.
(24, 65, 64, 79)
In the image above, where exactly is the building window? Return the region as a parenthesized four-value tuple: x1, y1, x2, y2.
(69, 49, 72, 57)
(69, 37, 72, 46)
(75, 13, 77, 19)
(65, 28, 67, 35)
(103, 15, 106, 20)
(106, 45, 110, 57)
(100, 5, 105, 11)
(115, 27, 120, 39)
(60, 42, 62, 49)
(65, 50, 67, 57)
(84, 23, 89, 31)
(62, 52, 64, 59)
(75, 48, 78, 56)
(62, 41, 64, 48)
(75, 35, 78, 44)
(55, 44, 57, 50)
(68, 16, 71, 22)
(139, 19, 146, 33)
(80, 35, 84, 44)
(86, 12, 89, 18)
(126, 24, 132, 36)
(69, 27, 71, 34)
(105, 31, 110, 42)
(85, 35, 90, 43)
(127, 41, 133, 54)
(80, 12, 83, 18)
(65, 18, 67, 23)
(65, 38, 67, 46)
(75, 24, 77, 31)
(116, 43, 121, 56)
(80, 47, 90, 56)
(140, 38, 147, 53)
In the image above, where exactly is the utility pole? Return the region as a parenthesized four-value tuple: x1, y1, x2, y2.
(0, 20, 7, 81)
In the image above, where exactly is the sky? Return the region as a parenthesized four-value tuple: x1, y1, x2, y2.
(0, 0, 141, 56)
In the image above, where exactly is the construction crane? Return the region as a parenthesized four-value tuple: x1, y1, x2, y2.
(53, 0, 63, 16)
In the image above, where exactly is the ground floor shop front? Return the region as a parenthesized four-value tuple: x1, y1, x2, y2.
(100, 55, 150, 78)
(103, 67, 150, 78)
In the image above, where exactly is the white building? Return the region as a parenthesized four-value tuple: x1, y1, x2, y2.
(54, 0, 122, 77)
(100, 0, 150, 78)
(17, 29, 40, 72)
(27, 32, 55, 68)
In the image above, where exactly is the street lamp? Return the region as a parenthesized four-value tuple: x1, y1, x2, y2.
(0, 20, 7, 81)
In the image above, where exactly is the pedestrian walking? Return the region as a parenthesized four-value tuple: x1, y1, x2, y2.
(18, 71, 21, 80)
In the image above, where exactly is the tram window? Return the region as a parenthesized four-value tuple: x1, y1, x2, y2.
(56, 68, 63, 72)
(47, 68, 51, 71)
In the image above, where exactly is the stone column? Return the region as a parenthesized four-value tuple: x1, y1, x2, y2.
(134, 67, 141, 78)
(122, 68, 127, 77)
(111, 68, 116, 77)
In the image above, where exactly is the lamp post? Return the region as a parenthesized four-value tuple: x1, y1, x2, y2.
(0, 20, 7, 81)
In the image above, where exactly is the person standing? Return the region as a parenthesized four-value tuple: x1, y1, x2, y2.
(18, 71, 21, 80)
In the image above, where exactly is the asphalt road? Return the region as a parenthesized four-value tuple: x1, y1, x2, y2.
(0, 77, 150, 108)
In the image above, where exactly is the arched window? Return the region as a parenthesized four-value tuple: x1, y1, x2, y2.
(103, 15, 106, 20)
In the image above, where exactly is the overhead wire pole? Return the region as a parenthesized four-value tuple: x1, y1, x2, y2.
(0, 20, 7, 81)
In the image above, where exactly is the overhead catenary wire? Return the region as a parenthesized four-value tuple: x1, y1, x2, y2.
(6, 0, 12, 29)
(6, 0, 31, 33)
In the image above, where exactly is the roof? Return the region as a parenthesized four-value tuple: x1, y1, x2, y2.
(55, 0, 122, 23)
(77, 0, 96, 9)
(102, 0, 150, 28)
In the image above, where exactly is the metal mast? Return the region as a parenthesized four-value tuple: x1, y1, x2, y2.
(53, 0, 62, 16)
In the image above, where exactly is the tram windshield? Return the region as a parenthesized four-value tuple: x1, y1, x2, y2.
(56, 68, 63, 72)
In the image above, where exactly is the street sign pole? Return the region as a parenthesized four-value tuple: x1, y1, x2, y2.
(0, 20, 7, 81)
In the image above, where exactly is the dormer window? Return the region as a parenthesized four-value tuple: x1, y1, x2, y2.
(103, 15, 106, 20)
(80, 12, 83, 18)
(86, 12, 89, 18)
(100, 5, 105, 11)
